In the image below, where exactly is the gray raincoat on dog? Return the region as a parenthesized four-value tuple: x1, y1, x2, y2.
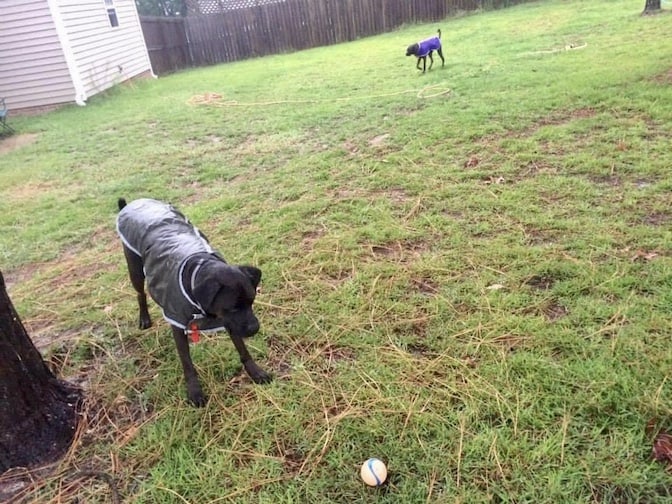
(116, 198, 226, 333)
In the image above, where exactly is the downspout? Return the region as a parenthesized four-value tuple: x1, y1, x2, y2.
(46, 0, 87, 106)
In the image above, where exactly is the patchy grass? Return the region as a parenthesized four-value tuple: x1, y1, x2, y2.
(1, 0, 672, 502)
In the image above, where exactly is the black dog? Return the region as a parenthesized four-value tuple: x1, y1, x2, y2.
(406, 29, 444, 73)
(116, 197, 271, 406)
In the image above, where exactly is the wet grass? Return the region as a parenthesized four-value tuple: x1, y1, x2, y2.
(1, 0, 672, 501)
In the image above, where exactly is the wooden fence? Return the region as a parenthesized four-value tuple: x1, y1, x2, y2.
(140, 16, 191, 75)
(141, 0, 522, 75)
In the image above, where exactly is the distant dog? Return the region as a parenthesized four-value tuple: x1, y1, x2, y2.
(406, 29, 444, 73)
(116, 197, 271, 407)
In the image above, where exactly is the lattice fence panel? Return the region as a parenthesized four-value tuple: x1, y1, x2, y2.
(186, 0, 286, 14)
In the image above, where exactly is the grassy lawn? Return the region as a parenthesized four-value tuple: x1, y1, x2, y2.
(2, 0, 672, 501)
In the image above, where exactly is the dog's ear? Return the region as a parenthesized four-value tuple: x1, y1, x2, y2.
(239, 266, 262, 288)
(192, 280, 227, 314)
(192, 261, 237, 313)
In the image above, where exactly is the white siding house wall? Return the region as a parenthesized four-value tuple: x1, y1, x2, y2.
(56, 0, 154, 101)
(0, 0, 153, 112)
(0, 0, 75, 110)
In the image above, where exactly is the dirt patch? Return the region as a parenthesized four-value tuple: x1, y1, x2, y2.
(322, 343, 356, 363)
(588, 174, 622, 187)
(407, 342, 433, 357)
(541, 300, 568, 321)
(516, 159, 559, 179)
(331, 187, 364, 200)
(367, 239, 430, 262)
(392, 318, 428, 338)
(523, 223, 562, 246)
(524, 274, 556, 290)
(0, 133, 39, 155)
(537, 107, 596, 127)
(651, 67, 672, 84)
(373, 187, 412, 204)
(6, 180, 59, 203)
(300, 228, 326, 248)
(411, 277, 440, 296)
(369, 133, 390, 147)
(642, 212, 670, 226)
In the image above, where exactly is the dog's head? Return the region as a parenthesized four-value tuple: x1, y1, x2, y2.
(192, 260, 262, 338)
(406, 43, 419, 57)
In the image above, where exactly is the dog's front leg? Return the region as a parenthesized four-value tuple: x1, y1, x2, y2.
(171, 326, 207, 407)
(135, 291, 152, 330)
(416, 57, 423, 71)
(228, 333, 272, 384)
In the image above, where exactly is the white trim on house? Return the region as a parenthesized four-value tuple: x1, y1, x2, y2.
(128, 0, 157, 78)
(46, 0, 87, 105)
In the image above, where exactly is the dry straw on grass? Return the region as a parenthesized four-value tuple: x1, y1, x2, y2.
(186, 83, 452, 108)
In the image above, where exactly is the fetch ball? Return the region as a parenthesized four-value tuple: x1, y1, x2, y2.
(360, 458, 387, 486)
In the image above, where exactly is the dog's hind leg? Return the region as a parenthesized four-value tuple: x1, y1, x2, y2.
(122, 245, 152, 330)
(228, 333, 272, 385)
(437, 48, 445, 67)
(171, 326, 207, 406)
(428, 51, 435, 71)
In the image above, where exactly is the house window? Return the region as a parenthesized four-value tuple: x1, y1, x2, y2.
(105, 0, 119, 27)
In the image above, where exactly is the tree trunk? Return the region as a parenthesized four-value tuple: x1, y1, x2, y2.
(0, 271, 82, 473)
(643, 0, 661, 14)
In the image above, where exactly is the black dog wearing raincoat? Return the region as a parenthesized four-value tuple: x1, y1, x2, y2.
(116, 197, 271, 406)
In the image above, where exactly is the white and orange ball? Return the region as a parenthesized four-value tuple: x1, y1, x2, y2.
(360, 458, 387, 486)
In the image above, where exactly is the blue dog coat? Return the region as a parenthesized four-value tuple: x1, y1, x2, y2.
(416, 36, 441, 57)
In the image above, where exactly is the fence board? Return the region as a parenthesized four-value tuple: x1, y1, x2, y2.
(140, 16, 190, 75)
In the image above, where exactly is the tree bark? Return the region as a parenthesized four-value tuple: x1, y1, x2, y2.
(0, 271, 82, 473)
(642, 0, 661, 14)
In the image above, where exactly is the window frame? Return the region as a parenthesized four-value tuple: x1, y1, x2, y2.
(104, 0, 119, 28)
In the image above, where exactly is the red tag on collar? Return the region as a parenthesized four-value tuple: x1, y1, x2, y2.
(189, 322, 200, 343)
